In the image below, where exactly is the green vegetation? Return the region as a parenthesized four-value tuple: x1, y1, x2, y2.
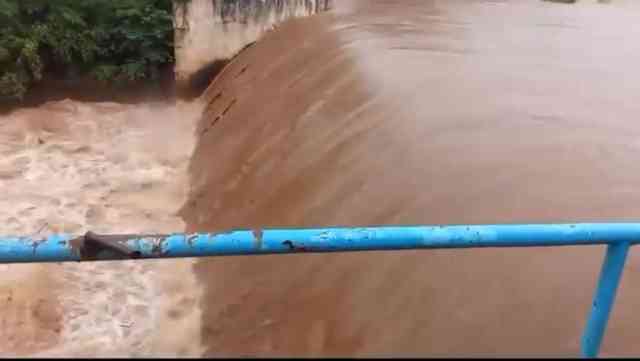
(0, 0, 175, 100)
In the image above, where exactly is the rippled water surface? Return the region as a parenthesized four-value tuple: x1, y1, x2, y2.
(185, 0, 640, 357)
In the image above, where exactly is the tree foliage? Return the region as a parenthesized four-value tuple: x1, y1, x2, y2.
(0, 0, 174, 100)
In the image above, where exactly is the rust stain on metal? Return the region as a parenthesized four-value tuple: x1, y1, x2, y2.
(69, 232, 144, 261)
(253, 229, 263, 250)
(69, 236, 84, 259)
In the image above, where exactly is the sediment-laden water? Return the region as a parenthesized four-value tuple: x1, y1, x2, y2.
(0, 99, 204, 357)
(184, 0, 640, 357)
(4, 0, 640, 357)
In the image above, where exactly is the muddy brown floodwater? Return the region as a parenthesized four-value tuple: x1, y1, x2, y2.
(3, 0, 640, 357)
(182, 0, 640, 357)
(0, 99, 205, 357)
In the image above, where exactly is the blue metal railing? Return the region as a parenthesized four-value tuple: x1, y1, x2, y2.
(2, 223, 637, 357)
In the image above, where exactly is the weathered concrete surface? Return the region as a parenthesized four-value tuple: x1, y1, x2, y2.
(173, 0, 332, 92)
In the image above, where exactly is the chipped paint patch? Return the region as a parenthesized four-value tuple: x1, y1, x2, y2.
(252, 229, 263, 250)
(282, 240, 309, 252)
(186, 234, 199, 247)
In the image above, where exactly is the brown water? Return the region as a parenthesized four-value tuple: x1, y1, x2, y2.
(0, 99, 205, 357)
(183, 0, 640, 357)
(3, 0, 640, 357)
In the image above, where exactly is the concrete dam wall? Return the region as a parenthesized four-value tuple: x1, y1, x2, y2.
(173, 0, 332, 91)
(181, 0, 640, 357)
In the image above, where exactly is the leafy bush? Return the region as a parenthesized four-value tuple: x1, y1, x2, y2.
(0, 0, 174, 100)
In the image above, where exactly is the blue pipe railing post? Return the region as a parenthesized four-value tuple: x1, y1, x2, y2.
(581, 242, 630, 358)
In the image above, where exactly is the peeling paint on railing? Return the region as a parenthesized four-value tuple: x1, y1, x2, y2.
(2, 222, 636, 357)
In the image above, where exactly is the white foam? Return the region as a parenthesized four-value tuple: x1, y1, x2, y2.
(0, 99, 205, 357)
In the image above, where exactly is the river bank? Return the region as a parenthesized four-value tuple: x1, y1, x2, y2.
(0, 64, 177, 116)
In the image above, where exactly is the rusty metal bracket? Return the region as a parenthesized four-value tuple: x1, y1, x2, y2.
(72, 232, 142, 260)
